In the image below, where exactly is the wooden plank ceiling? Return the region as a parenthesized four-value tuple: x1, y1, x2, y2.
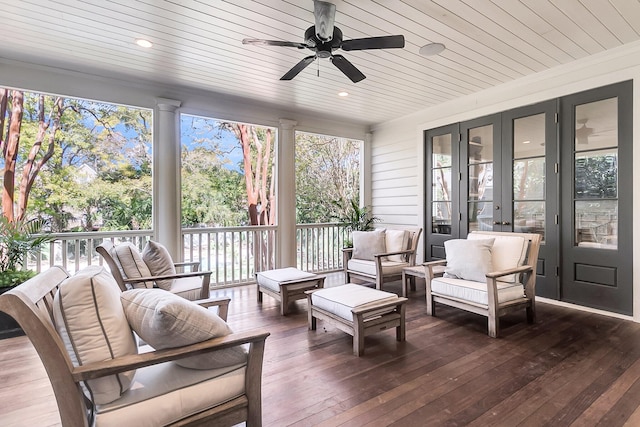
(2, 0, 639, 126)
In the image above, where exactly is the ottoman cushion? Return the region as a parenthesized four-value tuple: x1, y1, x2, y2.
(256, 267, 319, 293)
(311, 283, 398, 321)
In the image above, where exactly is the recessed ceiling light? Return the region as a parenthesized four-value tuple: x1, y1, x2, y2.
(338, 91, 349, 97)
(522, 140, 531, 144)
(419, 42, 445, 56)
(135, 38, 153, 48)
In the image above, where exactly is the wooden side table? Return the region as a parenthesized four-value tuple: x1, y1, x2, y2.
(402, 264, 445, 297)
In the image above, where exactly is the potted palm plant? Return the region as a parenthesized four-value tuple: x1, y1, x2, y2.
(0, 217, 52, 338)
(332, 198, 380, 247)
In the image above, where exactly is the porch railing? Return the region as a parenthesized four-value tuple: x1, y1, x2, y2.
(25, 223, 347, 288)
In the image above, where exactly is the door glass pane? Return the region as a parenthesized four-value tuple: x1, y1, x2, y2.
(574, 97, 618, 249)
(575, 98, 618, 150)
(514, 201, 545, 240)
(575, 149, 618, 199)
(432, 134, 452, 167)
(468, 125, 493, 164)
(468, 163, 493, 201)
(575, 200, 617, 248)
(469, 201, 493, 231)
(514, 114, 545, 158)
(513, 114, 546, 242)
(513, 158, 545, 200)
(432, 168, 451, 201)
(432, 202, 452, 234)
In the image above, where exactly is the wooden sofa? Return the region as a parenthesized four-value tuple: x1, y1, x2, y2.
(423, 231, 541, 338)
(343, 225, 422, 292)
(0, 266, 269, 426)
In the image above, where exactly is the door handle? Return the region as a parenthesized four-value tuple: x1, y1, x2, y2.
(502, 221, 511, 225)
(493, 221, 500, 225)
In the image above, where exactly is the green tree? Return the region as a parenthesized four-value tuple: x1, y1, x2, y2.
(295, 132, 360, 223)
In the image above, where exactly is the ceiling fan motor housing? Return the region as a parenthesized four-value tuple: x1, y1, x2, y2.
(305, 26, 342, 58)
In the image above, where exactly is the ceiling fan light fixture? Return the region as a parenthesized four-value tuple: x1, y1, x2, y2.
(135, 38, 153, 48)
(419, 42, 445, 56)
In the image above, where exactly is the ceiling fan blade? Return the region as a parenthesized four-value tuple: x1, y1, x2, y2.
(280, 55, 317, 80)
(330, 54, 366, 83)
(242, 38, 307, 49)
(314, 1, 336, 42)
(341, 35, 405, 51)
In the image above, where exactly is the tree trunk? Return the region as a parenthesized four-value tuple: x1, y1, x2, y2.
(3, 91, 24, 222)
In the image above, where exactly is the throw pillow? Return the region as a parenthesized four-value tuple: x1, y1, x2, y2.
(384, 229, 410, 262)
(53, 266, 138, 405)
(467, 233, 527, 282)
(111, 242, 153, 289)
(444, 238, 495, 283)
(142, 241, 176, 291)
(121, 289, 247, 369)
(352, 230, 387, 261)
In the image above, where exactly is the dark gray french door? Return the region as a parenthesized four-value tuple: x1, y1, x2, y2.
(560, 81, 633, 315)
(425, 82, 632, 314)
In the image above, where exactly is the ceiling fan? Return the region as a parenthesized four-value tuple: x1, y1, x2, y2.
(242, 0, 405, 83)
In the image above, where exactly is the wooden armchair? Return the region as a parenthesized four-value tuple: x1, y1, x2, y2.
(97, 240, 211, 300)
(343, 226, 422, 292)
(0, 266, 269, 427)
(423, 231, 541, 337)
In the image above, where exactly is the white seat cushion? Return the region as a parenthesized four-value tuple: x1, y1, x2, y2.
(95, 362, 246, 427)
(311, 283, 398, 321)
(431, 277, 525, 306)
(347, 258, 408, 277)
(170, 276, 204, 300)
(468, 233, 527, 283)
(256, 267, 319, 293)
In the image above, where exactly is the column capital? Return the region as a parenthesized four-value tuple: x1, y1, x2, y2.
(155, 98, 182, 112)
(279, 119, 297, 130)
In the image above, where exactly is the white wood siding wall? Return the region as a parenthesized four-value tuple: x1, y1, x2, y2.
(370, 40, 640, 321)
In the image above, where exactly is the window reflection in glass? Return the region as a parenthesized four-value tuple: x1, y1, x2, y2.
(574, 97, 618, 249)
(514, 201, 545, 241)
(468, 125, 493, 164)
(469, 163, 493, 202)
(513, 158, 545, 200)
(469, 201, 493, 232)
(574, 149, 618, 199)
(575, 200, 617, 249)
(432, 133, 452, 234)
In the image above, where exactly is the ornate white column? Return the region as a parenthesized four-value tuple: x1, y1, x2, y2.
(154, 98, 182, 259)
(278, 119, 298, 267)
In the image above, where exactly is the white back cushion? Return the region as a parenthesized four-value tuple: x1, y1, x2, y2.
(384, 229, 410, 262)
(468, 233, 527, 283)
(352, 230, 386, 261)
(111, 242, 153, 289)
(142, 241, 176, 291)
(53, 266, 138, 405)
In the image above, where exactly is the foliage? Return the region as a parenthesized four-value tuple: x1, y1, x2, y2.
(1, 88, 153, 231)
(295, 132, 360, 223)
(332, 198, 380, 247)
(0, 217, 52, 286)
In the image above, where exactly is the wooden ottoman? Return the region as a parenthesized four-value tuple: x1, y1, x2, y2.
(306, 284, 408, 356)
(256, 267, 325, 315)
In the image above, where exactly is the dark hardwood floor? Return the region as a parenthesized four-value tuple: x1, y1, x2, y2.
(2, 275, 640, 426)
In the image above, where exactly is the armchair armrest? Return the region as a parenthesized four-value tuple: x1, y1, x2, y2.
(123, 270, 212, 284)
(72, 329, 270, 382)
(372, 249, 415, 259)
(192, 296, 231, 320)
(423, 260, 447, 280)
(174, 261, 201, 271)
(485, 264, 532, 279)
